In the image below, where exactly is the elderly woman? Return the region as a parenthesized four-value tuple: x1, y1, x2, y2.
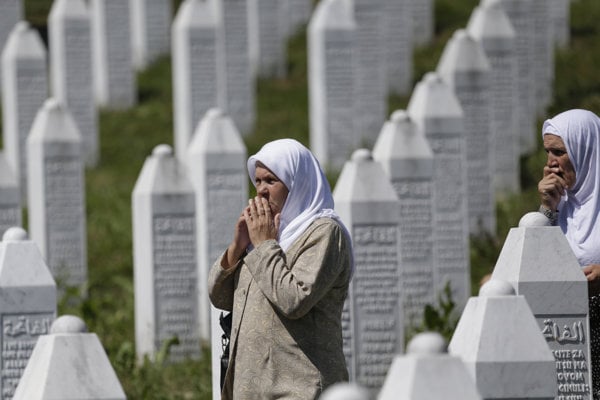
(208, 139, 353, 400)
(538, 109, 600, 399)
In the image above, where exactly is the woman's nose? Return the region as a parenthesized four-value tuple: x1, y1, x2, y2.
(257, 184, 268, 196)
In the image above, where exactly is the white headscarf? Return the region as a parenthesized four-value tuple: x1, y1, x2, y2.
(542, 109, 600, 266)
(247, 139, 350, 253)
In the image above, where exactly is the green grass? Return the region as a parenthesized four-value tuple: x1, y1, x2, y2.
(12, 0, 600, 397)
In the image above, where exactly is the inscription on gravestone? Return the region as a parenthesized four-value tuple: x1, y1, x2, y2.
(44, 157, 86, 284)
(153, 214, 199, 361)
(351, 224, 400, 389)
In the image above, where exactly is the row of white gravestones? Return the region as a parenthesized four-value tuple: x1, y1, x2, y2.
(333, 149, 404, 396)
(467, 0, 520, 195)
(0, 154, 20, 239)
(437, 29, 495, 234)
(1, 21, 48, 202)
(0, 227, 56, 400)
(308, 0, 356, 171)
(172, 0, 255, 162)
(407, 72, 471, 311)
(130, 0, 172, 70)
(48, 0, 99, 167)
(0, 0, 22, 93)
(27, 98, 88, 288)
(91, 0, 136, 109)
(133, 144, 201, 363)
(13, 315, 126, 400)
(492, 217, 594, 400)
(372, 111, 435, 325)
(185, 108, 247, 400)
(449, 279, 557, 400)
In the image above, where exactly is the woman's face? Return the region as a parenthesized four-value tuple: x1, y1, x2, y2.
(254, 163, 289, 215)
(544, 134, 576, 189)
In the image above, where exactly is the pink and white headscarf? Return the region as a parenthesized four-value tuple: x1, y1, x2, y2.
(248, 139, 351, 254)
(543, 109, 600, 266)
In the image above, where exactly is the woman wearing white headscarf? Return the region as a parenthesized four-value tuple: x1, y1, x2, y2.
(538, 109, 600, 399)
(209, 139, 353, 400)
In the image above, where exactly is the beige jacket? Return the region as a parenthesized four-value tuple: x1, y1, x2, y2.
(208, 218, 352, 400)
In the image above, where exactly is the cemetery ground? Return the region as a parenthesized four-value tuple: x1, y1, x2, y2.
(0, 0, 599, 398)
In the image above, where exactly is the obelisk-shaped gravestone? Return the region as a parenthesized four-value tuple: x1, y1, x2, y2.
(172, 0, 220, 161)
(48, 0, 98, 167)
(407, 72, 470, 310)
(385, 0, 412, 96)
(187, 108, 247, 399)
(333, 149, 403, 395)
(1, 21, 48, 201)
(0, 227, 56, 400)
(353, 0, 386, 147)
(467, 0, 520, 194)
(379, 332, 482, 400)
(551, 0, 569, 48)
(410, 0, 433, 46)
(308, 0, 356, 171)
(130, 0, 171, 70)
(449, 279, 557, 400)
(437, 29, 494, 234)
(491, 220, 593, 400)
(248, 0, 288, 78)
(91, 0, 136, 109)
(212, 0, 255, 135)
(12, 315, 126, 400)
(495, 0, 536, 154)
(372, 110, 435, 326)
(133, 144, 201, 363)
(27, 99, 87, 289)
(0, 0, 22, 93)
(0, 154, 20, 239)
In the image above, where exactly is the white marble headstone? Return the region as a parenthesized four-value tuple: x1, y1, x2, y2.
(532, 0, 554, 116)
(287, 0, 312, 35)
(437, 29, 494, 234)
(130, 0, 172, 70)
(491, 224, 593, 400)
(186, 108, 247, 399)
(407, 72, 470, 311)
(248, 0, 288, 78)
(379, 332, 482, 400)
(49, 0, 99, 167)
(212, 0, 256, 135)
(0, 227, 56, 400)
(372, 110, 435, 326)
(1, 21, 48, 202)
(0, 0, 22, 92)
(468, 1, 520, 194)
(385, 0, 412, 96)
(308, 0, 356, 171)
(353, 0, 387, 148)
(333, 149, 403, 395)
(133, 144, 201, 363)
(27, 98, 87, 288)
(91, 0, 136, 109)
(410, 0, 433, 46)
(0, 154, 21, 239)
(449, 279, 557, 399)
(172, 0, 220, 162)
(551, 0, 570, 48)
(12, 315, 126, 400)
(494, 0, 536, 155)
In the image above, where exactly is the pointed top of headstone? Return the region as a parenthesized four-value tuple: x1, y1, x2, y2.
(437, 29, 491, 75)
(28, 98, 81, 143)
(49, 0, 89, 19)
(173, 0, 216, 28)
(2, 20, 46, 59)
(188, 108, 246, 156)
(407, 332, 447, 355)
(467, 1, 516, 40)
(407, 72, 464, 120)
(51, 315, 88, 333)
(350, 148, 372, 163)
(479, 279, 516, 297)
(152, 143, 173, 157)
(2, 226, 27, 241)
(518, 211, 552, 227)
(310, 0, 355, 30)
(319, 382, 370, 400)
(134, 144, 194, 195)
